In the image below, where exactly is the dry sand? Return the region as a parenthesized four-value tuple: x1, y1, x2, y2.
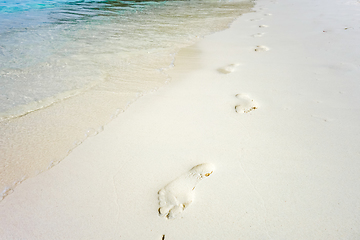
(1, 0, 360, 239)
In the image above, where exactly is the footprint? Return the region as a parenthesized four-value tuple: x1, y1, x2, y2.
(235, 94, 258, 113)
(251, 33, 265, 38)
(158, 163, 215, 219)
(259, 25, 269, 28)
(254, 45, 270, 52)
(248, 18, 264, 21)
(217, 63, 240, 74)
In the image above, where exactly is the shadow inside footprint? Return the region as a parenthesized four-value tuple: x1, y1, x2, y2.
(217, 63, 240, 74)
(235, 94, 258, 113)
(252, 33, 265, 38)
(254, 45, 269, 52)
(158, 163, 215, 219)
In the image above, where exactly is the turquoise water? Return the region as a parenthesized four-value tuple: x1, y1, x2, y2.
(0, 0, 254, 120)
(0, 0, 169, 118)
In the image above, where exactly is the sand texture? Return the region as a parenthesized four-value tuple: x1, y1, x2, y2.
(1, 0, 360, 239)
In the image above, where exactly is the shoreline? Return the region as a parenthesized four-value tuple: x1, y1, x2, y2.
(0, 1, 254, 202)
(1, 0, 360, 238)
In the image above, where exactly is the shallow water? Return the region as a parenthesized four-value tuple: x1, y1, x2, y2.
(0, 0, 253, 119)
(0, 0, 254, 200)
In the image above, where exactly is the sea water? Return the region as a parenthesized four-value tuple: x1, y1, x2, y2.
(0, 0, 254, 200)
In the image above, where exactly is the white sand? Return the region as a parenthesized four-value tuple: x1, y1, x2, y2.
(1, 0, 360, 239)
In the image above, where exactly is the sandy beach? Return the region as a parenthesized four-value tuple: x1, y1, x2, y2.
(1, 0, 360, 239)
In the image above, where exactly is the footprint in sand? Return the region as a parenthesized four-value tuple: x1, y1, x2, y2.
(235, 94, 258, 113)
(248, 18, 264, 22)
(259, 24, 269, 28)
(217, 63, 240, 74)
(158, 163, 215, 219)
(252, 33, 265, 38)
(254, 45, 270, 52)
